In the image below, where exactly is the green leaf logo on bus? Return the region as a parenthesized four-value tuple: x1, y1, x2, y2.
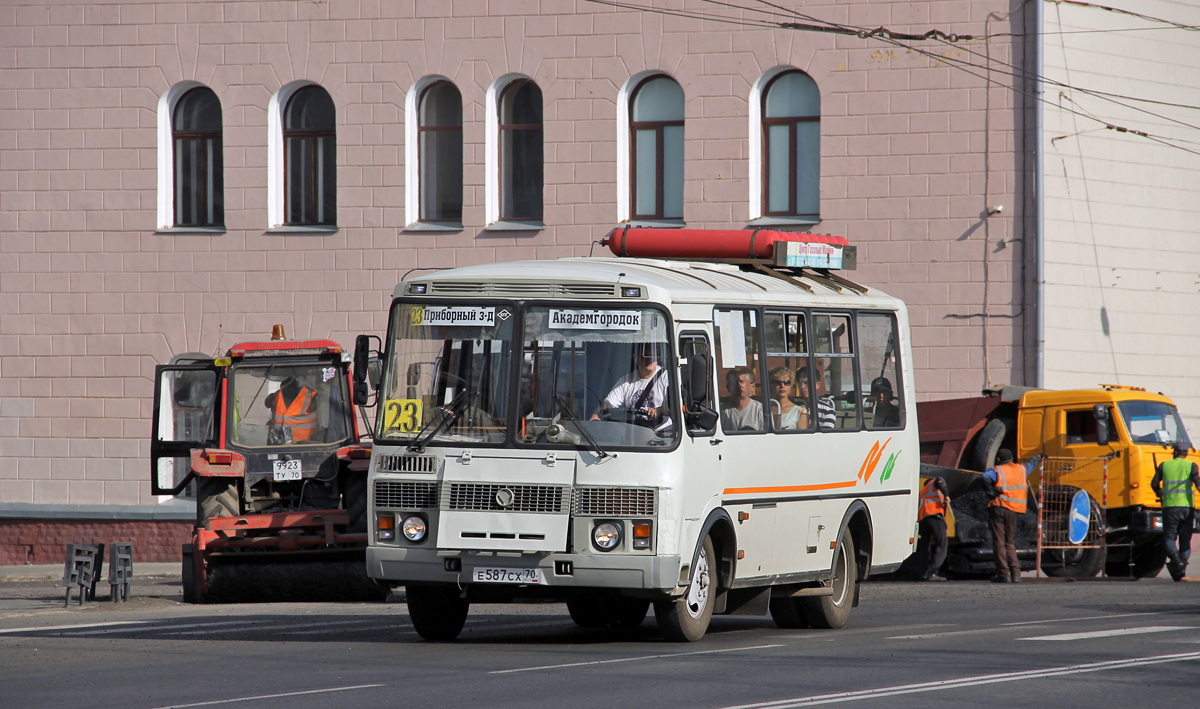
(858, 438, 900, 484)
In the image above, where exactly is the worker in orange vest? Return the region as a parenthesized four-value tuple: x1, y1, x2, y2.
(266, 377, 319, 443)
(917, 476, 951, 581)
(982, 449, 1042, 583)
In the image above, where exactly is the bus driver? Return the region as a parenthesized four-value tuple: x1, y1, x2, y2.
(591, 343, 670, 428)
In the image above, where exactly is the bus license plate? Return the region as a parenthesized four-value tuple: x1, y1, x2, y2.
(472, 567, 541, 584)
(272, 459, 302, 481)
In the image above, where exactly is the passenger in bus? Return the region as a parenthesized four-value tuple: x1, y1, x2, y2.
(768, 366, 808, 430)
(720, 367, 764, 431)
(590, 342, 670, 428)
(870, 377, 901, 427)
(797, 365, 836, 431)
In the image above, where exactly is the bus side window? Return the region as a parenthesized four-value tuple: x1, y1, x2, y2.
(714, 308, 766, 433)
(858, 311, 903, 430)
(813, 313, 859, 430)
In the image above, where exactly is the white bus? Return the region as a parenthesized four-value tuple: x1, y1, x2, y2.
(354, 230, 919, 641)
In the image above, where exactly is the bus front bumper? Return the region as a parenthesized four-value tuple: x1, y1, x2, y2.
(366, 545, 683, 593)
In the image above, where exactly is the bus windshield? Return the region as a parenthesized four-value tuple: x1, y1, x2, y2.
(1117, 400, 1193, 448)
(517, 305, 678, 450)
(227, 360, 352, 447)
(378, 302, 514, 445)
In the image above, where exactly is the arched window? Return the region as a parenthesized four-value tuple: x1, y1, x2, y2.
(498, 80, 543, 221)
(630, 75, 684, 221)
(762, 71, 820, 219)
(171, 86, 223, 227)
(283, 86, 336, 226)
(419, 81, 463, 222)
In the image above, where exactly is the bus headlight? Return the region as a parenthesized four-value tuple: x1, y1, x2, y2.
(402, 515, 428, 542)
(377, 515, 395, 541)
(592, 522, 621, 551)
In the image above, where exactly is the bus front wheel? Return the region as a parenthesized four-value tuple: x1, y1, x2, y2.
(655, 536, 714, 642)
(802, 528, 856, 629)
(406, 585, 469, 641)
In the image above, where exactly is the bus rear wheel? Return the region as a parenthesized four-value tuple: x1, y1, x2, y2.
(406, 585, 469, 641)
(654, 536, 714, 642)
(802, 528, 856, 629)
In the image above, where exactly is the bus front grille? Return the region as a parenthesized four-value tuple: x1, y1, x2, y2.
(574, 487, 657, 517)
(375, 454, 440, 474)
(375, 481, 439, 509)
(445, 483, 568, 513)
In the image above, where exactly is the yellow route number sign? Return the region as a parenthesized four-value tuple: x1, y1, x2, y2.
(383, 398, 423, 433)
(410, 307, 425, 326)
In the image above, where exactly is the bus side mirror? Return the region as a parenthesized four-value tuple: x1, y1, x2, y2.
(1093, 403, 1110, 445)
(688, 353, 712, 408)
(353, 334, 377, 406)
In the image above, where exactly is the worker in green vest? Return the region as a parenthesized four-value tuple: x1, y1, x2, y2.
(1150, 441, 1200, 582)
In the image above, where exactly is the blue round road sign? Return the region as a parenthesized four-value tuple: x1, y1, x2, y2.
(1068, 489, 1091, 544)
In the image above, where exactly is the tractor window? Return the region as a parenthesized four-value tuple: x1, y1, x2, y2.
(227, 361, 352, 447)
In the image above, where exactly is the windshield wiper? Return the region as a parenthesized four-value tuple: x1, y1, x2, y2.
(409, 389, 475, 454)
(553, 395, 612, 460)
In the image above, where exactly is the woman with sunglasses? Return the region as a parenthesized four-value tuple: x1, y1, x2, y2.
(768, 365, 809, 430)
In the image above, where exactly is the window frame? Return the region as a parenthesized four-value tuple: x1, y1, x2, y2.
(760, 70, 820, 219)
(496, 78, 544, 223)
(282, 85, 337, 227)
(171, 86, 224, 229)
(857, 310, 906, 431)
(417, 80, 464, 224)
(628, 74, 685, 222)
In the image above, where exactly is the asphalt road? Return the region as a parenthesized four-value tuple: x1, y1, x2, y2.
(2, 574, 1199, 709)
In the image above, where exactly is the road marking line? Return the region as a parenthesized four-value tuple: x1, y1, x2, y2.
(62, 620, 253, 636)
(150, 684, 385, 709)
(889, 626, 1052, 640)
(712, 651, 1200, 708)
(1003, 609, 1192, 627)
(1018, 626, 1194, 641)
(0, 620, 151, 634)
(490, 643, 782, 674)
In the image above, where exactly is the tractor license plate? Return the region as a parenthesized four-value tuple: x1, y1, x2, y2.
(272, 459, 302, 481)
(472, 567, 541, 584)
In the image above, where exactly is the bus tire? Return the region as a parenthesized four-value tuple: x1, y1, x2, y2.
(406, 585, 469, 641)
(969, 417, 1016, 472)
(802, 528, 856, 629)
(196, 477, 239, 528)
(654, 536, 715, 642)
(610, 598, 651, 628)
(768, 594, 810, 629)
(566, 597, 609, 628)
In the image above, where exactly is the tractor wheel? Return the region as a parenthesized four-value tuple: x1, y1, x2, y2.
(343, 471, 368, 533)
(196, 477, 239, 527)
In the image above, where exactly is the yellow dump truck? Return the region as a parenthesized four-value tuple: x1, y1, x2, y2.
(918, 384, 1198, 578)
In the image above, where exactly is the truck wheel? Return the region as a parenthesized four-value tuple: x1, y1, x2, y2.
(406, 585, 469, 641)
(968, 417, 1016, 472)
(1042, 490, 1103, 578)
(654, 536, 714, 642)
(343, 471, 368, 533)
(196, 477, 239, 527)
(802, 528, 856, 629)
(1130, 541, 1167, 579)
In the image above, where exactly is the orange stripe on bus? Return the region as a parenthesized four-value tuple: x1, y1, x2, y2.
(722, 480, 859, 495)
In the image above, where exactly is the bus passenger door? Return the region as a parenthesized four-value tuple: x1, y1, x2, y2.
(678, 330, 722, 531)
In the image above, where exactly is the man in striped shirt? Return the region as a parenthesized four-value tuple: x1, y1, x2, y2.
(799, 364, 837, 431)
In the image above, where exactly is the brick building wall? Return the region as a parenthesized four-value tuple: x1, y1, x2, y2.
(0, 0, 1029, 507)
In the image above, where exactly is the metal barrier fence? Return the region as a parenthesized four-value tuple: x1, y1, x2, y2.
(1035, 456, 1109, 578)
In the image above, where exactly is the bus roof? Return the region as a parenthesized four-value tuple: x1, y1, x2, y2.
(397, 257, 903, 310)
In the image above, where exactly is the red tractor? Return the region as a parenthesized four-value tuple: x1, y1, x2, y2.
(151, 326, 385, 602)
